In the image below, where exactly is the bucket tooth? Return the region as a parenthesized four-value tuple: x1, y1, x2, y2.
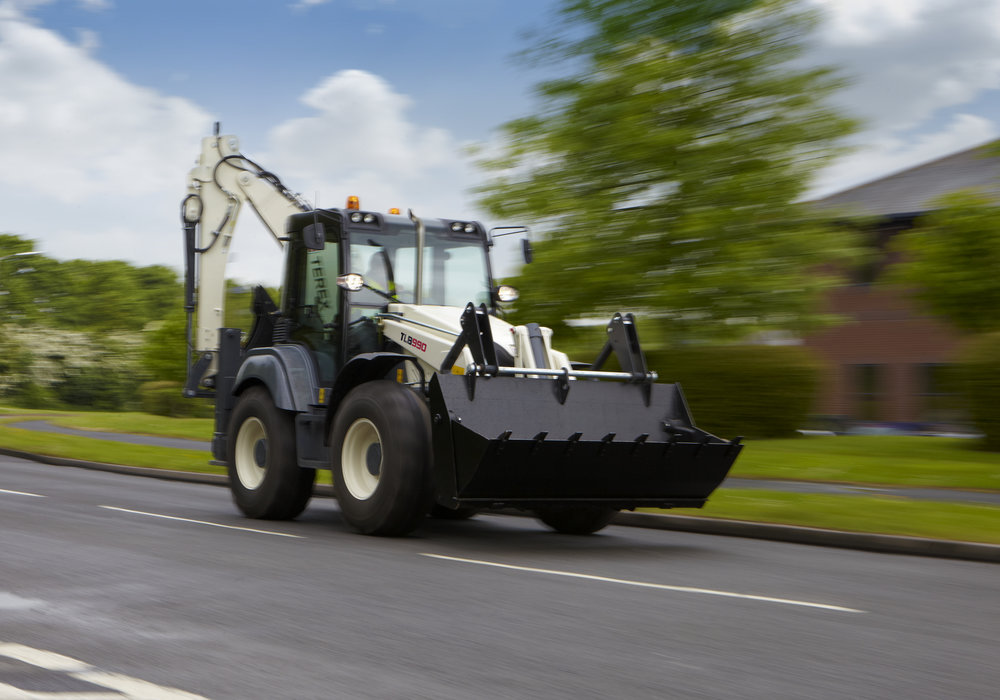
(564, 432, 583, 455)
(631, 433, 649, 454)
(530, 431, 548, 454)
(598, 432, 616, 456)
(694, 434, 711, 457)
(494, 430, 513, 454)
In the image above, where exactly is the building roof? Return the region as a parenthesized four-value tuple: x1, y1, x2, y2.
(809, 141, 1000, 217)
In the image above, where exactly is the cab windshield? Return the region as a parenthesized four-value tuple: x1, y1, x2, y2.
(347, 220, 492, 309)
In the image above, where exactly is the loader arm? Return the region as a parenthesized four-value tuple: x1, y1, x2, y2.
(182, 126, 310, 393)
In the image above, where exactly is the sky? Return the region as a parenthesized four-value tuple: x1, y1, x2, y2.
(2, 0, 1000, 286)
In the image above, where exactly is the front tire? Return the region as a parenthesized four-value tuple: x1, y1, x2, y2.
(331, 381, 433, 536)
(536, 506, 617, 535)
(227, 386, 315, 519)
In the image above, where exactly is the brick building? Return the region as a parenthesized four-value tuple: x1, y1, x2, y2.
(803, 142, 1000, 428)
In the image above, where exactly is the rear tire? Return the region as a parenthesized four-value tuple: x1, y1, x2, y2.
(536, 506, 617, 535)
(227, 386, 315, 519)
(331, 381, 433, 536)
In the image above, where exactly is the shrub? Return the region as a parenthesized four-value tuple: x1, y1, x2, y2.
(955, 332, 1000, 451)
(8, 378, 60, 410)
(139, 381, 212, 418)
(53, 364, 135, 411)
(643, 345, 822, 439)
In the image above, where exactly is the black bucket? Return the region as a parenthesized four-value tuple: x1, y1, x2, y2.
(428, 373, 742, 510)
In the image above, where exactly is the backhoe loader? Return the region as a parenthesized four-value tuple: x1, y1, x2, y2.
(182, 125, 742, 536)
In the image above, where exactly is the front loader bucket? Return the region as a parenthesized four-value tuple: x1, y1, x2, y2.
(428, 373, 742, 510)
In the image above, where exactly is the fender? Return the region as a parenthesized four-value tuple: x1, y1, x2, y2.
(233, 344, 320, 413)
(325, 352, 427, 437)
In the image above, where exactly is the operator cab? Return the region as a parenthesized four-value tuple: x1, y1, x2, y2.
(277, 206, 495, 384)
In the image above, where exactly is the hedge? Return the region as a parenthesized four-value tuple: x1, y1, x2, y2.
(139, 381, 213, 418)
(955, 332, 1000, 451)
(642, 345, 821, 440)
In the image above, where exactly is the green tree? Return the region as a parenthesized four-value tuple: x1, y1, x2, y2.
(891, 189, 1000, 334)
(477, 0, 858, 343)
(0, 232, 183, 332)
(142, 309, 189, 383)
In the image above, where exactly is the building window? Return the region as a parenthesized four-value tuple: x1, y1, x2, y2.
(852, 364, 882, 421)
(918, 363, 958, 423)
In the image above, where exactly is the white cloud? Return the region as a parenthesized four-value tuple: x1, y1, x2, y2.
(0, 13, 210, 202)
(807, 0, 937, 46)
(0, 5, 211, 275)
(222, 69, 483, 285)
(0, 4, 486, 289)
(808, 0, 1000, 131)
(803, 0, 1000, 193)
(265, 68, 472, 215)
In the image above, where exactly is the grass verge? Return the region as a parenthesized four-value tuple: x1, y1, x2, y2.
(0, 406, 214, 441)
(663, 489, 1000, 545)
(734, 435, 1000, 491)
(0, 421, 220, 474)
(49, 412, 212, 441)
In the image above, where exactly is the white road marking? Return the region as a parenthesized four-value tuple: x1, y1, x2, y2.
(0, 683, 122, 699)
(0, 644, 90, 672)
(98, 506, 304, 539)
(420, 553, 866, 614)
(0, 593, 44, 612)
(0, 488, 45, 498)
(72, 672, 207, 700)
(0, 643, 210, 699)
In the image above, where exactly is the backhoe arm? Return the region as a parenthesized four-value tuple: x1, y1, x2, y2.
(182, 127, 310, 393)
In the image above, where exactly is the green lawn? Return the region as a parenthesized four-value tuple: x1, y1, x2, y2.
(0, 419, 219, 473)
(46, 412, 213, 441)
(734, 435, 1000, 491)
(665, 489, 1000, 545)
(0, 406, 213, 441)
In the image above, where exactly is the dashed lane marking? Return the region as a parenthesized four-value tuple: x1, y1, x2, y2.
(0, 489, 45, 499)
(420, 553, 866, 614)
(0, 643, 209, 699)
(0, 685, 122, 699)
(98, 506, 304, 539)
(0, 644, 89, 673)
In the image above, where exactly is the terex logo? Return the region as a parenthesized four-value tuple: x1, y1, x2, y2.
(400, 332, 427, 353)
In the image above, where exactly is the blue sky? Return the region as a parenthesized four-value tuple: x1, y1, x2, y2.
(3, 0, 1000, 285)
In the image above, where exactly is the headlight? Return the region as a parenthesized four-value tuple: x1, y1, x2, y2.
(336, 273, 365, 292)
(496, 285, 519, 303)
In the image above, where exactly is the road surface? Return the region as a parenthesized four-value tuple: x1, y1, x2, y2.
(2, 456, 997, 699)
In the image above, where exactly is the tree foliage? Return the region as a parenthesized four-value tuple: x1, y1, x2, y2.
(477, 0, 859, 343)
(891, 190, 1000, 334)
(0, 233, 182, 332)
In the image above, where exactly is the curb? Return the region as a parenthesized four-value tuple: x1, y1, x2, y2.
(611, 512, 1000, 564)
(3, 446, 997, 564)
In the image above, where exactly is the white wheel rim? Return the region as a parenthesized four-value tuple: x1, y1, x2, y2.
(234, 416, 267, 490)
(341, 418, 382, 501)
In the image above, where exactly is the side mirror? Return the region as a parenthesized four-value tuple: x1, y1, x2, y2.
(522, 238, 534, 264)
(303, 222, 325, 250)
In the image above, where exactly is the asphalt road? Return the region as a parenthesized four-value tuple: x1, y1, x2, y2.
(2, 456, 998, 700)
